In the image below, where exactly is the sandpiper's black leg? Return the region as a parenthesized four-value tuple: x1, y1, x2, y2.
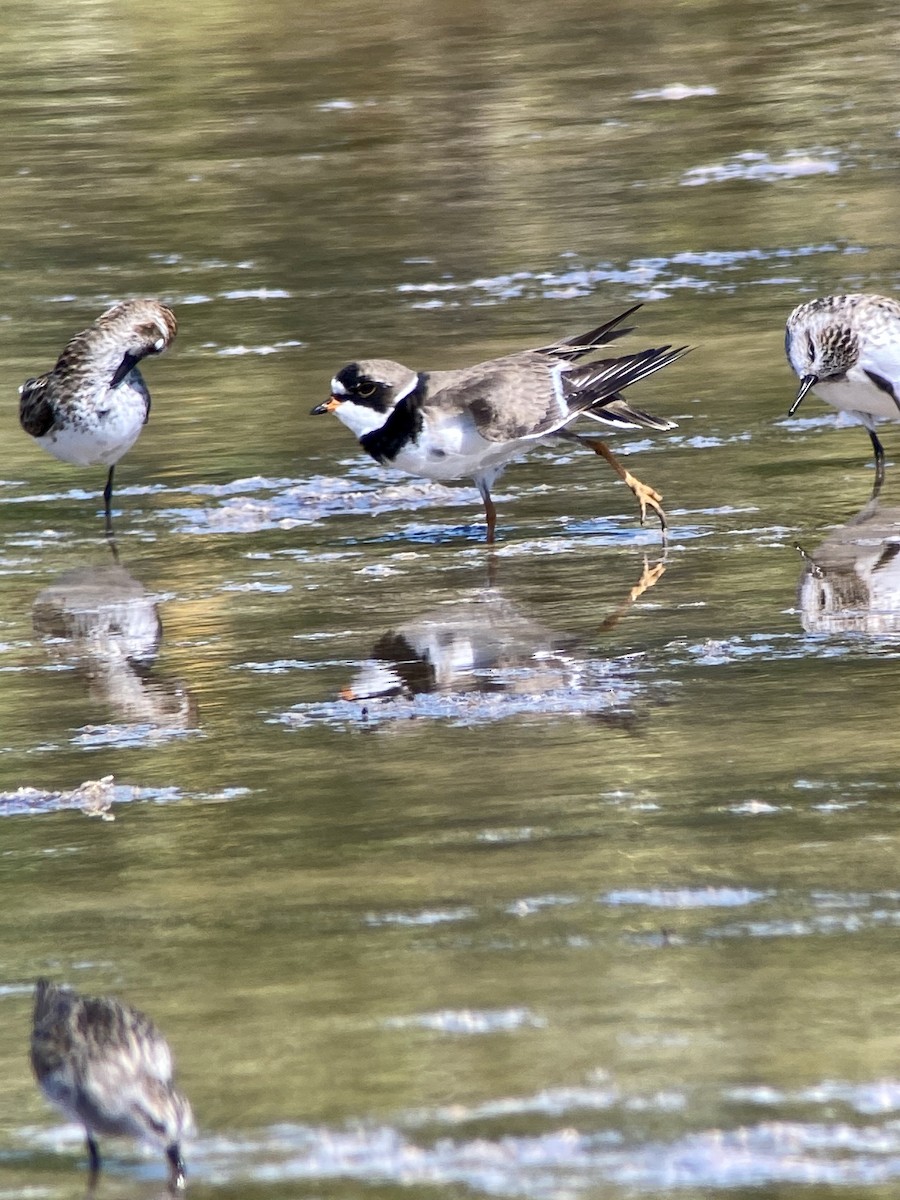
(166, 1142, 187, 1191)
(102, 465, 115, 535)
(477, 479, 497, 544)
(86, 1133, 101, 1188)
(869, 428, 886, 490)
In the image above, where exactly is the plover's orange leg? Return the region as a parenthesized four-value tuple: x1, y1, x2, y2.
(580, 436, 668, 532)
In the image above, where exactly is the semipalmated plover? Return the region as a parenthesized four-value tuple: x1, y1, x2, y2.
(786, 293, 900, 484)
(312, 305, 686, 541)
(30, 978, 194, 1190)
(19, 300, 177, 531)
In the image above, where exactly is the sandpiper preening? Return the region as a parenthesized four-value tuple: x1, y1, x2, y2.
(312, 305, 686, 542)
(30, 978, 194, 1191)
(19, 300, 177, 531)
(785, 292, 900, 486)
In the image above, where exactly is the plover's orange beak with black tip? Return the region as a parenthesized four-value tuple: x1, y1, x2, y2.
(310, 396, 343, 415)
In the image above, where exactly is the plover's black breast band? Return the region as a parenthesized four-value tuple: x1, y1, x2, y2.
(360, 372, 429, 464)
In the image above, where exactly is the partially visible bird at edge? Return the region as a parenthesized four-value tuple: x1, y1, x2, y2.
(19, 299, 177, 533)
(30, 978, 194, 1192)
(312, 304, 688, 542)
(786, 292, 900, 491)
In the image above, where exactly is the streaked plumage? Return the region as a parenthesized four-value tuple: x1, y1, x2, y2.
(19, 300, 177, 530)
(312, 306, 686, 541)
(785, 293, 900, 484)
(30, 979, 194, 1190)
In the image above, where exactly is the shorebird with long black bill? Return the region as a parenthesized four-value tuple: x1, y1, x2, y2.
(30, 978, 194, 1191)
(19, 300, 177, 532)
(312, 305, 686, 542)
(786, 293, 900, 489)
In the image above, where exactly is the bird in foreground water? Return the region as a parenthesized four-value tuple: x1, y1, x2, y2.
(19, 300, 178, 532)
(785, 293, 900, 486)
(312, 305, 686, 542)
(30, 978, 194, 1191)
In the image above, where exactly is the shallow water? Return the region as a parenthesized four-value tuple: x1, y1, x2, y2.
(2, 0, 900, 1196)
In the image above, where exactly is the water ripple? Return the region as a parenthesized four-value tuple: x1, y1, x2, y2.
(158, 1089, 900, 1194)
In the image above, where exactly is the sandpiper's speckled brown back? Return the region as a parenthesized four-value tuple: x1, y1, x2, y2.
(31, 978, 194, 1148)
(19, 300, 177, 439)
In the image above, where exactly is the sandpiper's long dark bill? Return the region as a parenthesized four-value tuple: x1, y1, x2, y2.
(19, 299, 177, 530)
(785, 292, 900, 485)
(30, 979, 194, 1190)
(312, 305, 687, 542)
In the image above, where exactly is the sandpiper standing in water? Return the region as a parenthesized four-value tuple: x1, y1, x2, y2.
(785, 293, 900, 487)
(30, 978, 195, 1191)
(312, 305, 686, 542)
(19, 300, 177, 532)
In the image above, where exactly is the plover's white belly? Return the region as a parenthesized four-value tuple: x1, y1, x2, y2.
(392, 419, 533, 483)
(816, 372, 900, 421)
(39, 388, 147, 467)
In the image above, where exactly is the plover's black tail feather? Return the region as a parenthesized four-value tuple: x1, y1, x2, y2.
(582, 396, 677, 431)
(536, 305, 643, 362)
(562, 344, 688, 427)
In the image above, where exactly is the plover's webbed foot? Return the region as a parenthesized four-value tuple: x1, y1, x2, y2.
(579, 436, 668, 532)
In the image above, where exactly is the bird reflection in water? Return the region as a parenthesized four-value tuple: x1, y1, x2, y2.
(797, 497, 900, 635)
(339, 556, 665, 721)
(32, 559, 196, 732)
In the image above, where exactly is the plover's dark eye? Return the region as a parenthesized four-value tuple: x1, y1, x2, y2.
(357, 382, 377, 398)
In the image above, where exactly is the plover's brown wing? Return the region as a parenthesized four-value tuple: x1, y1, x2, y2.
(461, 345, 687, 441)
(19, 375, 57, 438)
(425, 360, 567, 443)
(425, 342, 685, 443)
